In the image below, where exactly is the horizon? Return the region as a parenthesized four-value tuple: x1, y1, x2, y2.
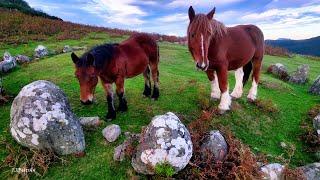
(25, 0, 320, 40)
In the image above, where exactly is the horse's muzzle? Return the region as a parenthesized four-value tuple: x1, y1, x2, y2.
(196, 62, 208, 71)
(80, 100, 93, 105)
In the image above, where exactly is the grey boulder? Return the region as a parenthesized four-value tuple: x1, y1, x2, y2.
(288, 64, 310, 84)
(102, 124, 121, 142)
(15, 55, 31, 64)
(79, 117, 101, 128)
(132, 112, 193, 175)
(309, 75, 320, 95)
(34, 45, 48, 58)
(313, 114, 320, 135)
(114, 132, 140, 162)
(299, 163, 320, 180)
(0, 52, 17, 73)
(200, 130, 228, 161)
(260, 163, 284, 180)
(10, 80, 85, 155)
(267, 63, 289, 80)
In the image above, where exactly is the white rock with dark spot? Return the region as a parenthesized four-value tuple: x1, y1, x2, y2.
(313, 114, 320, 135)
(102, 124, 121, 142)
(299, 163, 320, 180)
(200, 130, 228, 161)
(309, 75, 320, 95)
(10, 80, 85, 155)
(260, 163, 284, 180)
(34, 45, 48, 58)
(63, 45, 73, 53)
(132, 112, 193, 175)
(288, 64, 310, 84)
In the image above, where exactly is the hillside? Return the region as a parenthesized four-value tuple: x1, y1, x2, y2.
(0, 0, 61, 20)
(266, 36, 320, 57)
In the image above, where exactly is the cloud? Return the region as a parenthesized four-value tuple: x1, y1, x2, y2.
(167, 0, 244, 8)
(157, 13, 188, 23)
(81, 0, 148, 26)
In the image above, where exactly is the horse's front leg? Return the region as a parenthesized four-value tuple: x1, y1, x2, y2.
(217, 66, 232, 113)
(115, 77, 128, 112)
(207, 70, 221, 101)
(102, 83, 116, 121)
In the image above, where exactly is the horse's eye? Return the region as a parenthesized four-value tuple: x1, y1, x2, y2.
(191, 33, 195, 38)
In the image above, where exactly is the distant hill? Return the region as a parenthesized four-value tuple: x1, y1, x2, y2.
(266, 36, 320, 57)
(0, 0, 61, 20)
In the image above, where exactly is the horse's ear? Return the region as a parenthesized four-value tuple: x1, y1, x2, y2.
(71, 52, 79, 64)
(207, 7, 216, 19)
(188, 6, 195, 22)
(86, 53, 95, 66)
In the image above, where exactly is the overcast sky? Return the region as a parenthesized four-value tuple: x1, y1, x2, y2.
(25, 0, 320, 40)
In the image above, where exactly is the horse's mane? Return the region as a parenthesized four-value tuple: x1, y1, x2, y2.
(188, 14, 227, 38)
(79, 43, 118, 69)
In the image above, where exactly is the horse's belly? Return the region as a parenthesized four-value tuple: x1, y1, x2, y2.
(125, 60, 148, 78)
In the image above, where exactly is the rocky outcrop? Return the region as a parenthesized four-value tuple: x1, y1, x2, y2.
(267, 63, 289, 80)
(132, 112, 193, 175)
(34, 45, 48, 58)
(309, 76, 320, 95)
(288, 64, 310, 84)
(10, 80, 85, 155)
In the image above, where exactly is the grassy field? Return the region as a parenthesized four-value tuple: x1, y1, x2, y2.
(0, 33, 320, 179)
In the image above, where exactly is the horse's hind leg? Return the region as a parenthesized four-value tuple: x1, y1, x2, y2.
(143, 66, 152, 97)
(150, 63, 160, 100)
(247, 57, 263, 102)
(115, 77, 128, 112)
(231, 67, 244, 99)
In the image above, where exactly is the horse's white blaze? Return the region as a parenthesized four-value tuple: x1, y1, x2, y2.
(218, 88, 231, 111)
(200, 34, 206, 68)
(211, 72, 220, 99)
(231, 67, 244, 99)
(247, 79, 258, 101)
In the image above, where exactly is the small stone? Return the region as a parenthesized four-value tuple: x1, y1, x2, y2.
(309, 75, 320, 95)
(260, 163, 284, 180)
(34, 45, 48, 58)
(313, 114, 320, 133)
(79, 117, 101, 128)
(200, 130, 228, 161)
(288, 64, 310, 84)
(102, 124, 121, 142)
(280, 142, 287, 148)
(63, 45, 73, 53)
(0, 52, 16, 73)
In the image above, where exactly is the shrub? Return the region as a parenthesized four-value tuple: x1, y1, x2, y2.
(154, 162, 175, 177)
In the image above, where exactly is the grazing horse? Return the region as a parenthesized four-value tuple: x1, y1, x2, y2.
(71, 33, 160, 120)
(187, 6, 264, 113)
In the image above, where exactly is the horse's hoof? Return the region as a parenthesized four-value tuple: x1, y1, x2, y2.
(218, 109, 229, 115)
(231, 95, 241, 100)
(247, 98, 256, 103)
(105, 112, 116, 121)
(211, 97, 220, 101)
(118, 105, 128, 112)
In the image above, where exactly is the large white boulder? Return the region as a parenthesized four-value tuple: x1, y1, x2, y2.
(10, 80, 85, 155)
(34, 45, 48, 58)
(132, 112, 193, 175)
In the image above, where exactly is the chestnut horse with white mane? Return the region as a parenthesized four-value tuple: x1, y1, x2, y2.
(187, 6, 264, 113)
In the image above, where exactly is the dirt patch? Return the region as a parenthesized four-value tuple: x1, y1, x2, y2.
(0, 140, 67, 179)
(260, 80, 292, 92)
(251, 99, 279, 113)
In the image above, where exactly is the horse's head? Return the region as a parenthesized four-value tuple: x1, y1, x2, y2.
(71, 52, 98, 105)
(187, 6, 216, 71)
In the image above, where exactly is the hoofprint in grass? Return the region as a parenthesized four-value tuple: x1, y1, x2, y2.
(10, 80, 85, 155)
(132, 112, 193, 175)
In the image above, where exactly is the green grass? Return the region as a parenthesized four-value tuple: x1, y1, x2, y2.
(0, 34, 320, 179)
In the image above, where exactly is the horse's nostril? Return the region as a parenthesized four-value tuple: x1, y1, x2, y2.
(81, 100, 93, 105)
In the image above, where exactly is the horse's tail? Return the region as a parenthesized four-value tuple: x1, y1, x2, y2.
(243, 61, 252, 86)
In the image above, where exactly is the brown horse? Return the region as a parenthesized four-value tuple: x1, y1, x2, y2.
(187, 6, 264, 113)
(71, 33, 160, 120)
